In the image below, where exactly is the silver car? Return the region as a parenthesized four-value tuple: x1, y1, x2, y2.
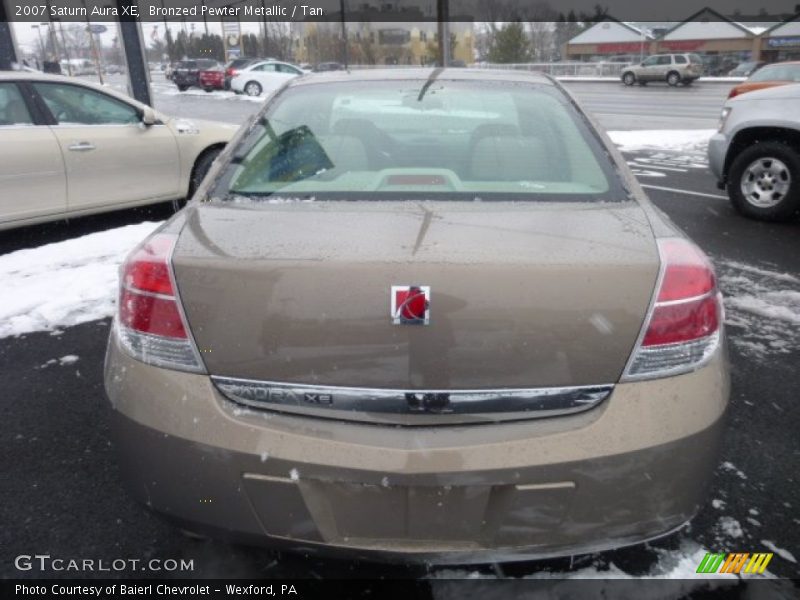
(708, 83, 800, 221)
(622, 54, 704, 87)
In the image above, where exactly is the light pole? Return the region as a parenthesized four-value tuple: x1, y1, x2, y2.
(31, 24, 45, 65)
(57, 20, 73, 75)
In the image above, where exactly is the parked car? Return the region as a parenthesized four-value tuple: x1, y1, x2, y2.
(172, 59, 220, 91)
(709, 83, 800, 221)
(0, 72, 237, 230)
(727, 61, 800, 99)
(198, 65, 225, 92)
(105, 68, 729, 563)
(727, 61, 766, 78)
(621, 53, 704, 86)
(223, 58, 260, 90)
(230, 60, 303, 96)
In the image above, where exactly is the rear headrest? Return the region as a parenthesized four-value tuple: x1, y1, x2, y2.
(318, 135, 369, 173)
(468, 136, 550, 182)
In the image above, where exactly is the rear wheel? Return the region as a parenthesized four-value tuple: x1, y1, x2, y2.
(187, 146, 223, 201)
(666, 71, 681, 86)
(728, 142, 800, 221)
(203, 86, 213, 93)
(177, 84, 188, 92)
(244, 81, 262, 97)
(622, 72, 636, 86)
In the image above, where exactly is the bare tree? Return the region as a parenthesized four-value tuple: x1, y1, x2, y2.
(524, 3, 559, 61)
(60, 23, 90, 59)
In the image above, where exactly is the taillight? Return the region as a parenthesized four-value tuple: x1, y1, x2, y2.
(728, 88, 739, 99)
(116, 233, 204, 373)
(622, 238, 722, 380)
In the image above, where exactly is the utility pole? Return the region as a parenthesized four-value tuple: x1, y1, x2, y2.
(436, 0, 450, 67)
(31, 24, 45, 65)
(57, 20, 73, 75)
(47, 21, 61, 65)
(340, 0, 348, 68)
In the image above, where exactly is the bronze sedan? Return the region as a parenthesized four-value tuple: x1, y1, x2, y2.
(105, 69, 728, 563)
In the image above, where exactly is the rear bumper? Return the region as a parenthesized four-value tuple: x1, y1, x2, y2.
(105, 331, 729, 564)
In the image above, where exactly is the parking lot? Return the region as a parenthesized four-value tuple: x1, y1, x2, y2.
(1, 77, 798, 588)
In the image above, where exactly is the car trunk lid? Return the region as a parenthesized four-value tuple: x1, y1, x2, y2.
(172, 201, 659, 392)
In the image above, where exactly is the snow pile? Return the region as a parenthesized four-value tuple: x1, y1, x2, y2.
(160, 88, 266, 103)
(608, 130, 715, 154)
(716, 517, 744, 539)
(716, 259, 800, 361)
(0, 221, 162, 339)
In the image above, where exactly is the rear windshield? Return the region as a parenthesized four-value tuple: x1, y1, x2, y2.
(749, 64, 800, 82)
(197, 59, 217, 69)
(210, 79, 627, 203)
(688, 54, 703, 64)
(177, 61, 196, 69)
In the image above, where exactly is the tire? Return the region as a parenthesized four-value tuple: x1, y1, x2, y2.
(727, 141, 800, 222)
(188, 147, 223, 199)
(177, 84, 188, 92)
(666, 71, 681, 86)
(622, 72, 636, 86)
(244, 81, 262, 97)
(203, 87, 213, 93)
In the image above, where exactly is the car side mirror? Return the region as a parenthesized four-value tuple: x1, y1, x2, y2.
(141, 106, 157, 126)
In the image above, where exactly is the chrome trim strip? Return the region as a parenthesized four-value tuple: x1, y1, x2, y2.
(211, 376, 613, 422)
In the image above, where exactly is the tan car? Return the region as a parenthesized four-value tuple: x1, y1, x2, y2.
(622, 54, 704, 87)
(105, 69, 729, 563)
(0, 72, 237, 231)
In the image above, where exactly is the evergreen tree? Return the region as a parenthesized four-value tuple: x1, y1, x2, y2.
(488, 21, 532, 63)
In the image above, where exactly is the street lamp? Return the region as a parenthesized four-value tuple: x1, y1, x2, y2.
(31, 24, 45, 65)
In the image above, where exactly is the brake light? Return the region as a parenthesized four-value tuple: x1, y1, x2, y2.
(728, 88, 739, 99)
(622, 238, 722, 380)
(116, 233, 204, 373)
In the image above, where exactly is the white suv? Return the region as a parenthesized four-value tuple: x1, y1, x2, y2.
(622, 54, 704, 87)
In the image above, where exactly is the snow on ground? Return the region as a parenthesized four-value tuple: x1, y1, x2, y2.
(0, 221, 162, 339)
(159, 87, 266, 103)
(761, 540, 797, 564)
(716, 259, 800, 362)
(716, 516, 744, 539)
(719, 461, 748, 480)
(428, 540, 761, 596)
(607, 130, 715, 154)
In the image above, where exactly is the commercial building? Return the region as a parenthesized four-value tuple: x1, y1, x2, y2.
(563, 18, 653, 63)
(654, 8, 765, 75)
(761, 15, 800, 62)
(565, 6, 799, 74)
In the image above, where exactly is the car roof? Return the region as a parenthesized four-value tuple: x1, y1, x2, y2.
(288, 68, 554, 87)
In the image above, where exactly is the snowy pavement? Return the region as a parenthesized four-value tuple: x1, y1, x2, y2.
(1, 129, 798, 586)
